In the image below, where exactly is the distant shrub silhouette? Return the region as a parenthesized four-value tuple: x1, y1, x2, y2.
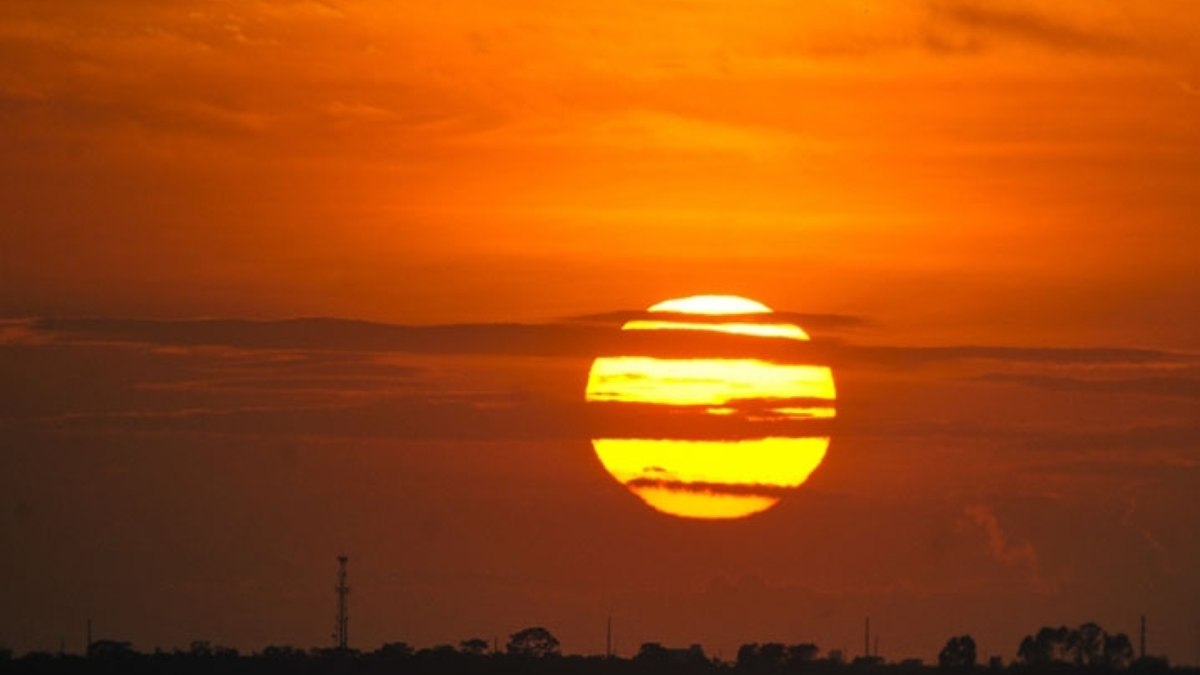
(737, 641, 828, 673)
(459, 638, 490, 656)
(1018, 623, 1134, 668)
(0, 624, 1177, 675)
(787, 643, 820, 667)
(87, 640, 134, 659)
(938, 635, 976, 670)
(506, 626, 560, 658)
(375, 641, 414, 659)
(635, 642, 709, 670)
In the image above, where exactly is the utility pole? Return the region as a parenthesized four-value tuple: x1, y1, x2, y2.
(606, 616, 613, 658)
(1140, 614, 1146, 660)
(865, 617, 871, 657)
(86, 619, 92, 656)
(334, 556, 349, 651)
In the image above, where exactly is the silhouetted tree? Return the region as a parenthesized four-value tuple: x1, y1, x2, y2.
(637, 642, 670, 663)
(1017, 623, 1133, 668)
(429, 644, 459, 658)
(1103, 633, 1134, 668)
(738, 643, 761, 670)
(737, 642, 793, 672)
(1073, 622, 1104, 666)
(636, 642, 709, 668)
(1018, 626, 1072, 665)
(213, 645, 239, 658)
(760, 643, 787, 669)
(375, 642, 413, 659)
(684, 644, 709, 667)
(460, 638, 490, 656)
(786, 643, 820, 667)
(87, 640, 134, 659)
(507, 626, 560, 658)
(938, 635, 976, 670)
(261, 645, 305, 659)
(1018, 635, 1040, 665)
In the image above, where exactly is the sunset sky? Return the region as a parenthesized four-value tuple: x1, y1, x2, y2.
(2, 0, 1199, 664)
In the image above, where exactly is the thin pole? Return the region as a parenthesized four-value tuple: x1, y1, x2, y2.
(334, 556, 350, 650)
(606, 616, 613, 658)
(1140, 614, 1146, 659)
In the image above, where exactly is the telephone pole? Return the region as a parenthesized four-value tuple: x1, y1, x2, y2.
(1139, 614, 1146, 659)
(334, 556, 350, 650)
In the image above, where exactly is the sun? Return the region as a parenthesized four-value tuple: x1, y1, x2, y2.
(585, 295, 836, 520)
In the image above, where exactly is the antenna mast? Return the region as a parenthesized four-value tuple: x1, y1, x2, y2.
(334, 556, 350, 650)
(1140, 614, 1146, 659)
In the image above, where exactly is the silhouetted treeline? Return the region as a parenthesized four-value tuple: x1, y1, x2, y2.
(0, 623, 1188, 675)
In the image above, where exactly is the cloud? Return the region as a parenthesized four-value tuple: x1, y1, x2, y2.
(1025, 425, 1200, 453)
(962, 505, 1053, 591)
(841, 344, 1188, 368)
(973, 372, 1200, 400)
(845, 417, 1200, 456)
(5, 316, 1195, 448)
(18, 392, 588, 441)
(0, 319, 48, 345)
(928, 2, 1137, 55)
(28, 317, 610, 356)
(569, 310, 870, 331)
(23, 317, 1191, 367)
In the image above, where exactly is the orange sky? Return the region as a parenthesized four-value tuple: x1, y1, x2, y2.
(3, 0, 1198, 343)
(1, 0, 1199, 664)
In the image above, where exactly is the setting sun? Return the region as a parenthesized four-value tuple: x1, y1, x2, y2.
(585, 295, 835, 520)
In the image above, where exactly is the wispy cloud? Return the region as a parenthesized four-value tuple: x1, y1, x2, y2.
(23, 317, 1192, 367)
(928, 2, 1138, 55)
(962, 505, 1054, 591)
(4, 316, 1195, 452)
(974, 371, 1200, 400)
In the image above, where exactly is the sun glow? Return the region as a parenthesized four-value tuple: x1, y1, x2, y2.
(628, 487, 780, 520)
(648, 295, 772, 315)
(585, 295, 837, 520)
(586, 357, 835, 406)
(595, 436, 828, 520)
(622, 320, 809, 340)
(594, 437, 828, 489)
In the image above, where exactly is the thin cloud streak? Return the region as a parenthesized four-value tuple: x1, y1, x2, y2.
(973, 372, 1200, 400)
(928, 2, 1139, 55)
(22, 317, 1194, 366)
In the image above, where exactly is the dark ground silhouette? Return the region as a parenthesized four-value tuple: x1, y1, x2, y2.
(0, 621, 1190, 675)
